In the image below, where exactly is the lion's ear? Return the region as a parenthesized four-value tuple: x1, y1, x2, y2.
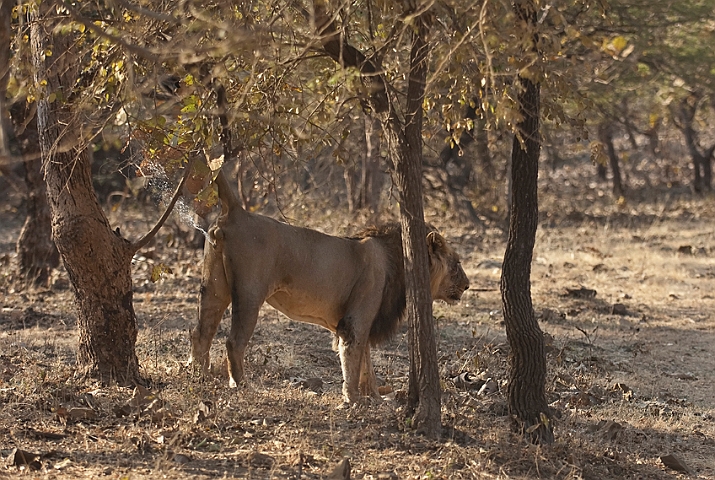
(427, 231, 446, 257)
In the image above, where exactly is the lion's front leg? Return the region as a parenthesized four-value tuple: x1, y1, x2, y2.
(359, 344, 381, 400)
(190, 239, 231, 374)
(337, 335, 364, 404)
(226, 294, 262, 388)
(336, 313, 377, 404)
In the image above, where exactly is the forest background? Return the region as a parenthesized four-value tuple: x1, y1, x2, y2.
(1, 0, 715, 478)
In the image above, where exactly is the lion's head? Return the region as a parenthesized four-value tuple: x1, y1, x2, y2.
(427, 231, 470, 304)
(355, 223, 470, 346)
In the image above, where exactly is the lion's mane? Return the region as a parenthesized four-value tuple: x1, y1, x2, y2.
(352, 223, 410, 346)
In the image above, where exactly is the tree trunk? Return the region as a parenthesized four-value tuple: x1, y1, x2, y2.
(344, 164, 357, 213)
(30, 11, 142, 385)
(396, 15, 440, 437)
(675, 96, 714, 193)
(359, 115, 382, 212)
(500, 0, 553, 444)
(0, 0, 57, 284)
(0, 0, 21, 185)
(11, 102, 60, 285)
(681, 123, 713, 193)
(598, 123, 624, 197)
(474, 111, 493, 180)
(0, 0, 11, 158)
(314, 1, 440, 437)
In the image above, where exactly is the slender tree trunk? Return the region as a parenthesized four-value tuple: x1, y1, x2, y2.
(703, 147, 714, 190)
(0, 0, 11, 158)
(683, 123, 704, 192)
(11, 102, 60, 285)
(681, 125, 713, 193)
(314, 0, 440, 436)
(31, 10, 142, 384)
(675, 96, 714, 193)
(645, 119, 660, 159)
(1, 1, 58, 285)
(396, 15, 440, 437)
(500, 0, 553, 444)
(344, 164, 357, 212)
(596, 158, 607, 181)
(360, 115, 382, 212)
(0, 0, 20, 184)
(598, 123, 624, 197)
(475, 113, 492, 179)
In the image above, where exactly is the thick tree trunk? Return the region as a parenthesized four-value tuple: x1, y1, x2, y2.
(500, 0, 553, 444)
(11, 102, 60, 285)
(31, 12, 142, 384)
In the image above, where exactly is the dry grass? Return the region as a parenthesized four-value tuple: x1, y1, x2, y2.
(1, 169, 715, 479)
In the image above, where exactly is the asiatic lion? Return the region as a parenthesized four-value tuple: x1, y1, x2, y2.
(189, 170, 470, 403)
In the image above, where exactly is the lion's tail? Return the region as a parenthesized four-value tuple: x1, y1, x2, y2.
(215, 167, 242, 213)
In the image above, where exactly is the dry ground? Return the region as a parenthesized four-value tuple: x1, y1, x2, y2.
(1, 167, 715, 479)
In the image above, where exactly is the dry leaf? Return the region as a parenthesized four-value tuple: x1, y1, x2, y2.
(194, 400, 212, 423)
(659, 454, 690, 473)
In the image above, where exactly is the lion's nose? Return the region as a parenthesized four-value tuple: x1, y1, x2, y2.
(463, 283, 470, 292)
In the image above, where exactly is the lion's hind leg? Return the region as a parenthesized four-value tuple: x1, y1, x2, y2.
(190, 239, 231, 375)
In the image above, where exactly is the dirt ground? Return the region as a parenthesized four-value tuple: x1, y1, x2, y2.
(1, 164, 714, 479)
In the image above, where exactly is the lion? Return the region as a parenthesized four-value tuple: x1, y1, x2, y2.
(189, 170, 470, 403)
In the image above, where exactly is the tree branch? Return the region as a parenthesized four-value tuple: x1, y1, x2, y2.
(313, 0, 389, 114)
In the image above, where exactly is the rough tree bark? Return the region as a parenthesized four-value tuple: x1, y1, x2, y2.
(314, 1, 441, 437)
(500, 0, 554, 444)
(30, 14, 143, 384)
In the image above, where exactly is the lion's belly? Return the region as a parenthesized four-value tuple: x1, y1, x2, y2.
(265, 292, 343, 332)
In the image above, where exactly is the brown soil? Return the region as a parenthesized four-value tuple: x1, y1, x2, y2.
(1, 167, 714, 479)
